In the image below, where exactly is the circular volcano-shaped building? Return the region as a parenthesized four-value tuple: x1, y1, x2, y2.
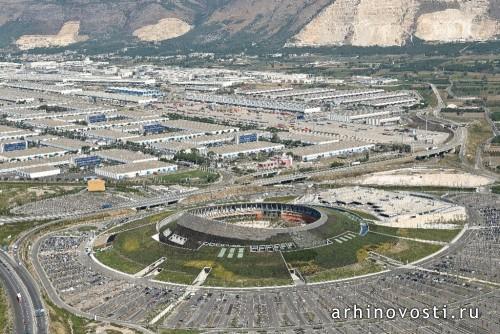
(157, 203, 327, 250)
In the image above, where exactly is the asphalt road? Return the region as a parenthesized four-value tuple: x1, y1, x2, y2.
(0, 250, 37, 334)
(10, 253, 47, 334)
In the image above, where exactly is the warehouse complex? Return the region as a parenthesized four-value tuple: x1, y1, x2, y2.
(0, 60, 444, 184)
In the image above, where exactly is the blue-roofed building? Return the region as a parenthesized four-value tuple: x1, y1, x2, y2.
(87, 114, 107, 124)
(237, 132, 258, 144)
(143, 123, 167, 135)
(72, 156, 102, 168)
(106, 86, 163, 97)
(0, 140, 27, 153)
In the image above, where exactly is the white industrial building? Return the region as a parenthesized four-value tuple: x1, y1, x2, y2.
(277, 132, 339, 145)
(0, 147, 67, 162)
(186, 133, 235, 146)
(17, 165, 61, 179)
(127, 131, 205, 145)
(0, 125, 37, 141)
(95, 149, 158, 164)
(291, 141, 375, 162)
(95, 161, 177, 180)
(0, 154, 78, 174)
(161, 119, 239, 135)
(85, 129, 140, 144)
(210, 141, 285, 160)
(328, 106, 403, 126)
(152, 141, 207, 157)
(40, 138, 97, 153)
(26, 118, 74, 130)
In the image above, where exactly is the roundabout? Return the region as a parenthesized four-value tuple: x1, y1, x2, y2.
(93, 201, 458, 288)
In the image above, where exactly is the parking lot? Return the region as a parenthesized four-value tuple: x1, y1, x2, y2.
(30, 192, 500, 333)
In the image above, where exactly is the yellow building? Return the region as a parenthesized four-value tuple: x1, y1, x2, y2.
(87, 179, 105, 192)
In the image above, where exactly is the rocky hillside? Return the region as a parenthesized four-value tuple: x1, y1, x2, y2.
(0, 0, 498, 51)
(290, 0, 500, 47)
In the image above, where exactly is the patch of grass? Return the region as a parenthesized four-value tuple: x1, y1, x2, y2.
(309, 208, 362, 239)
(76, 226, 97, 232)
(369, 224, 461, 242)
(105, 224, 213, 284)
(156, 270, 195, 285)
(466, 119, 493, 163)
(491, 111, 500, 122)
(94, 248, 145, 274)
(204, 250, 291, 287)
(113, 184, 142, 194)
(104, 330, 123, 334)
(284, 230, 443, 278)
(308, 261, 382, 283)
(160, 329, 200, 334)
(157, 170, 219, 185)
(0, 220, 48, 248)
(45, 297, 91, 334)
(96, 211, 176, 274)
(283, 232, 395, 276)
(106, 211, 173, 234)
(0, 286, 12, 334)
(343, 208, 379, 221)
(492, 184, 500, 194)
(416, 87, 438, 108)
(377, 240, 443, 264)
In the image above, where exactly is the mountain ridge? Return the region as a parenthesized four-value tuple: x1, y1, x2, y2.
(0, 0, 498, 51)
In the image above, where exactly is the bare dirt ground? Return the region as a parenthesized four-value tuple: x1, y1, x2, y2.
(133, 18, 191, 42)
(345, 168, 494, 188)
(16, 21, 88, 50)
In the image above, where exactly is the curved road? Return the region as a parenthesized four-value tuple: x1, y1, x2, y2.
(0, 250, 45, 334)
